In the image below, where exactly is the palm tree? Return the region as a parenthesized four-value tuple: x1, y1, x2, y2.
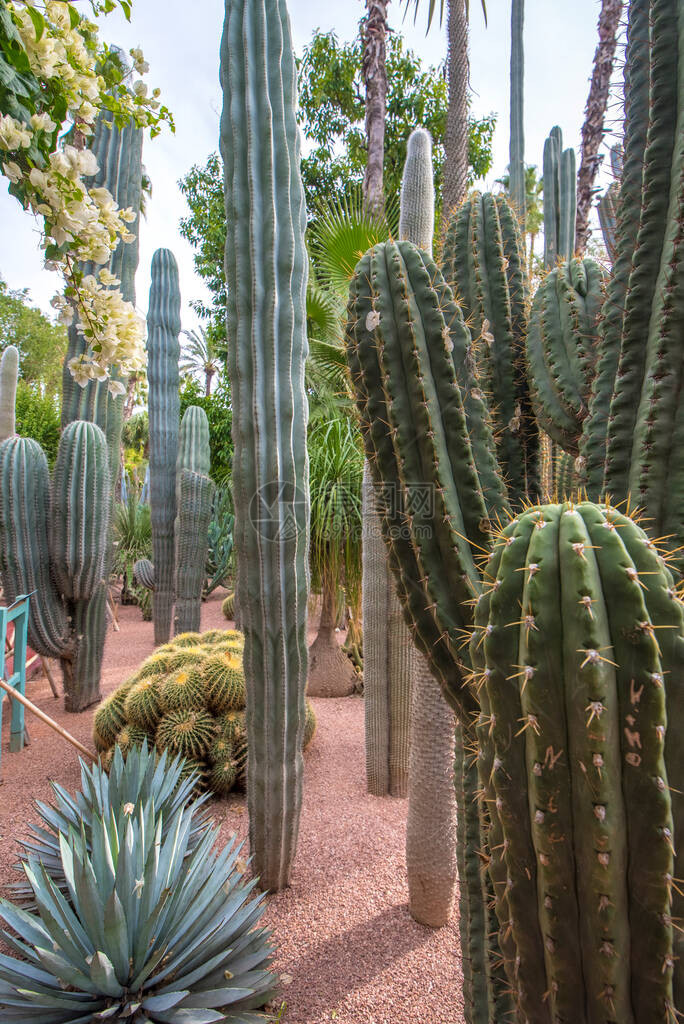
(180, 326, 221, 396)
(362, 2, 389, 215)
(404, 0, 487, 214)
(575, 0, 623, 253)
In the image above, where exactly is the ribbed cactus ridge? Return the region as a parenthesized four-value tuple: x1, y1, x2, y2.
(399, 128, 435, 253)
(172, 405, 213, 636)
(554, 450, 577, 498)
(50, 421, 111, 602)
(347, 239, 499, 720)
(174, 467, 214, 635)
(525, 257, 606, 454)
(580, 2, 650, 496)
(220, 0, 310, 890)
(509, 0, 525, 225)
(176, 405, 210, 479)
(598, 181, 620, 261)
(0, 345, 18, 442)
(471, 501, 684, 1022)
(133, 557, 155, 591)
(602, 0, 684, 551)
(543, 126, 576, 267)
(147, 248, 181, 645)
(442, 192, 538, 503)
(0, 437, 70, 657)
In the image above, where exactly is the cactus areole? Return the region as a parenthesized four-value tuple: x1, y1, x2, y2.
(220, 0, 310, 891)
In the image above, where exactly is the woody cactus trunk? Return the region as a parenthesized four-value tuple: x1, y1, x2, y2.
(345, 0, 684, 1013)
(0, 110, 143, 712)
(220, 0, 310, 891)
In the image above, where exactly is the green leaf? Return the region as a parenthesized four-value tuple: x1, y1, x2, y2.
(67, 4, 81, 29)
(89, 952, 124, 998)
(25, 6, 45, 42)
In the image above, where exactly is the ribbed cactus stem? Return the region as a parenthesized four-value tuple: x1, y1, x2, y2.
(543, 126, 576, 267)
(509, 0, 526, 226)
(0, 346, 18, 442)
(147, 248, 181, 645)
(173, 406, 213, 636)
(472, 500, 684, 1021)
(221, 0, 310, 891)
(399, 128, 435, 253)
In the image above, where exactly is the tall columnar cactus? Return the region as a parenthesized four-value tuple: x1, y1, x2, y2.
(0, 107, 145, 711)
(509, 0, 526, 225)
(442, 192, 538, 503)
(471, 502, 684, 1021)
(0, 423, 111, 709)
(147, 249, 181, 644)
(580, 0, 684, 569)
(0, 346, 18, 442)
(543, 126, 577, 268)
(220, 0, 310, 892)
(399, 128, 435, 251)
(525, 256, 606, 453)
(174, 406, 214, 635)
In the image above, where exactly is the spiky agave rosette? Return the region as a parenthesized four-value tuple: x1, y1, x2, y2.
(93, 629, 317, 797)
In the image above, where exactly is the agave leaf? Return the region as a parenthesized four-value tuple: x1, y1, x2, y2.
(0, 899, 54, 950)
(178, 986, 255, 1009)
(152, 949, 231, 996)
(150, 1009, 225, 1024)
(103, 888, 130, 985)
(89, 815, 116, 901)
(94, 1006, 122, 1019)
(26, 863, 92, 964)
(141, 990, 190, 1011)
(31, 945, 97, 995)
(89, 952, 123, 998)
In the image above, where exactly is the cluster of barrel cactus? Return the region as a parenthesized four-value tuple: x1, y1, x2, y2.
(346, 0, 684, 1017)
(93, 628, 317, 797)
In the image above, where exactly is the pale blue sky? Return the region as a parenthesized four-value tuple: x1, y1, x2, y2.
(0, 0, 621, 331)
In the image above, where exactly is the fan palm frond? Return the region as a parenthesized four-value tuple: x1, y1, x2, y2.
(309, 188, 395, 298)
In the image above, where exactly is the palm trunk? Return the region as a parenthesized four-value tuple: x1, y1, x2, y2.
(307, 574, 357, 698)
(575, 0, 623, 253)
(443, 0, 469, 217)
(362, 1, 388, 215)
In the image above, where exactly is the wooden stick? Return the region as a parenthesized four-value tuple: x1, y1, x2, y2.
(0, 677, 96, 761)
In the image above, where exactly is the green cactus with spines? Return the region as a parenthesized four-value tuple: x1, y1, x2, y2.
(159, 665, 206, 714)
(471, 501, 684, 1022)
(441, 191, 538, 503)
(525, 256, 606, 454)
(221, 0, 310, 890)
(123, 676, 163, 733)
(209, 732, 235, 766)
(115, 723, 149, 759)
(303, 701, 317, 749)
(222, 592, 235, 619)
(598, 181, 620, 260)
(135, 651, 174, 680)
(0, 345, 18, 442)
(173, 631, 204, 648)
(156, 707, 216, 761)
(93, 682, 133, 751)
(133, 557, 155, 591)
(146, 248, 181, 645)
(542, 125, 576, 268)
(209, 756, 238, 796)
(173, 406, 214, 635)
(509, 0, 525, 226)
(554, 449, 577, 498)
(203, 651, 246, 714)
(0, 437, 70, 659)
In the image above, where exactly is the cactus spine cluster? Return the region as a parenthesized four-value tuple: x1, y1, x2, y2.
(146, 249, 181, 644)
(220, 0, 310, 891)
(543, 126, 577, 268)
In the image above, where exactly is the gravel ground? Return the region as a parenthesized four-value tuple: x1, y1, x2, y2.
(0, 590, 465, 1024)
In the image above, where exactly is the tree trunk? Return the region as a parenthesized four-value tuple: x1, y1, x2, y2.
(307, 576, 357, 698)
(362, 1, 389, 215)
(205, 368, 215, 396)
(443, 0, 469, 217)
(406, 656, 458, 926)
(575, 0, 623, 253)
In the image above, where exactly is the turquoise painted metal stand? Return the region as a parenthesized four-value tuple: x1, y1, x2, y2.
(0, 593, 30, 779)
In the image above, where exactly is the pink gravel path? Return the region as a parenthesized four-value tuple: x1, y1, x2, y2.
(0, 590, 465, 1024)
